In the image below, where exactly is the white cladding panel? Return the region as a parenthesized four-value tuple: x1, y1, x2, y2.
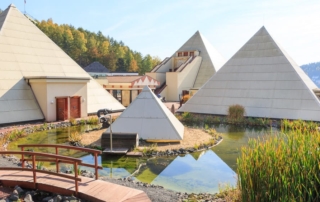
(178, 26, 320, 121)
(108, 86, 184, 141)
(175, 31, 225, 89)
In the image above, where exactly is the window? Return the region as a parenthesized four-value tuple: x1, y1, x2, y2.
(190, 52, 194, 56)
(183, 52, 188, 56)
(178, 52, 182, 57)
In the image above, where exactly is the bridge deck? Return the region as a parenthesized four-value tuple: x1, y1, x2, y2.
(0, 170, 150, 202)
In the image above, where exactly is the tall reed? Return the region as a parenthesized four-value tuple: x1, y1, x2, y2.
(237, 123, 320, 201)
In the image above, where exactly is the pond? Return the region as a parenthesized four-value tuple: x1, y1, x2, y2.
(8, 124, 276, 194)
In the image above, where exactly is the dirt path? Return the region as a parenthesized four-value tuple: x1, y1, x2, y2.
(80, 127, 214, 151)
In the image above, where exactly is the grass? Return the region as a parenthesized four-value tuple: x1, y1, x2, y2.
(36, 161, 44, 170)
(237, 122, 320, 202)
(69, 117, 78, 126)
(87, 116, 99, 125)
(68, 131, 82, 143)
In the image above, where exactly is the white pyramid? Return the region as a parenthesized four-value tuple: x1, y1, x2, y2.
(178, 26, 320, 121)
(175, 31, 225, 89)
(0, 4, 124, 124)
(108, 86, 184, 141)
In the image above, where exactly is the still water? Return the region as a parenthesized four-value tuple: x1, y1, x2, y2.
(8, 125, 275, 194)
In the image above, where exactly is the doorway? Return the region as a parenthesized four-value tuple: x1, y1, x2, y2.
(56, 98, 68, 121)
(70, 96, 81, 119)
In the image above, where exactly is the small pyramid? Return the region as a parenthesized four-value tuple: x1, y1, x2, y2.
(0, 5, 124, 124)
(108, 86, 184, 141)
(175, 31, 225, 89)
(178, 26, 320, 121)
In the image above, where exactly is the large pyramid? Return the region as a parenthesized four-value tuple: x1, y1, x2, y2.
(178, 26, 320, 121)
(175, 31, 225, 89)
(0, 4, 124, 124)
(108, 86, 184, 141)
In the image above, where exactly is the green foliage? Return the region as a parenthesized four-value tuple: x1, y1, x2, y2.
(227, 105, 245, 123)
(237, 122, 320, 202)
(79, 119, 86, 125)
(68, 131, 82, 143)
(36, 19, 161, 74)
(281, 119, 318, 132)
(86, 116, 99, 125)
(69, 117, 78, 126)
(142, 143, 158, 155)
(8, 129, 25, 141)
(36, 161, 44, 170)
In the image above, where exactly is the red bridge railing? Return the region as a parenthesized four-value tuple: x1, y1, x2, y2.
(0, 151, 82, 195)
(17, 144, 102, 180)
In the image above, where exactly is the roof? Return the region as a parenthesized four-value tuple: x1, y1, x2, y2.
(84, 61, 110, 73)
(107, 86, 184, 141)
(107, 75, 160, 86)
(175, 31, 226, 89)
(107, 76, 142, 83)
(178, 26, 320, 121)
(0, 4, 124, 124)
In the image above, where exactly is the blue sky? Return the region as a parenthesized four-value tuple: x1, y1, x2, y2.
(1, 0, 319, 65)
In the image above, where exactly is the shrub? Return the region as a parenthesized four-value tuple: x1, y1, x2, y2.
(68, 131, 82, 143)
(227, 105, 245, 123)
(8, 129, 25, 141)
(237, 123, 320, 201)
(69, 117, 77, 126)
(79, 119, 86, 125)
(182, 94, 190, 104)
(87, 116, 99, 125)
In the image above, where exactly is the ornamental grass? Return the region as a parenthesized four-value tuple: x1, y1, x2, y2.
(228, 105, 245, 123)
(237, 123, 320, 202)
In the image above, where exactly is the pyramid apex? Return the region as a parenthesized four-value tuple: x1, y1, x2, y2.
(142, 86, 150, 92)
(8, 3, 16, 8)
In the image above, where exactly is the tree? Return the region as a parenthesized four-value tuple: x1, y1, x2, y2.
(35, 18, 160, 70)
(104, 51, 117, 72)
(116, 58, 126, 72)
(140, 54, 153, 75)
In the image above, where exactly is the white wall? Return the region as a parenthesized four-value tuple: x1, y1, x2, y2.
(47, 82, 87, 121)
(177, 57, 202, 94)
(30, 79, 88, 122)
(165, 57, 202, 101)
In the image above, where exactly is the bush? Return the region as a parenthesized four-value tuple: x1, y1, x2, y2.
(68, 131, 82, 143)
(182, 94, 190, 104)
(69, 117, 77, 126)
(237, 123, 320, 201)
(87, 116, 99, 125)
(227, 105, 245, 123)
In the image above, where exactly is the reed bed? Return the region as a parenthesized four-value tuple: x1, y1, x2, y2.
(237, 124, 320, 202)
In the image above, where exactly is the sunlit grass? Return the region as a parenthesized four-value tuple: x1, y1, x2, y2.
(237, 122, 320, 201)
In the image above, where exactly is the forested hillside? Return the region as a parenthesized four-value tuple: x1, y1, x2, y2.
(36, 19, 161, 74)
(300, 62, 320, 87)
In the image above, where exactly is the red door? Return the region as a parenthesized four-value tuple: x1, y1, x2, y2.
(56, 98, 68, 121)
(70, 97, 81, 119)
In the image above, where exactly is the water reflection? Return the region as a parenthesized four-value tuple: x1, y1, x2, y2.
(8, 124, 276, 194)
(149, 151, 236, 193)
(212, 125, 276, 171)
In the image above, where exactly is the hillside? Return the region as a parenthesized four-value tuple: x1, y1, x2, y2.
(300, 62, 320, 87)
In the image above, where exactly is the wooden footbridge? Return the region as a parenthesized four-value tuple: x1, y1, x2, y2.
(0, 144, 150, 202)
